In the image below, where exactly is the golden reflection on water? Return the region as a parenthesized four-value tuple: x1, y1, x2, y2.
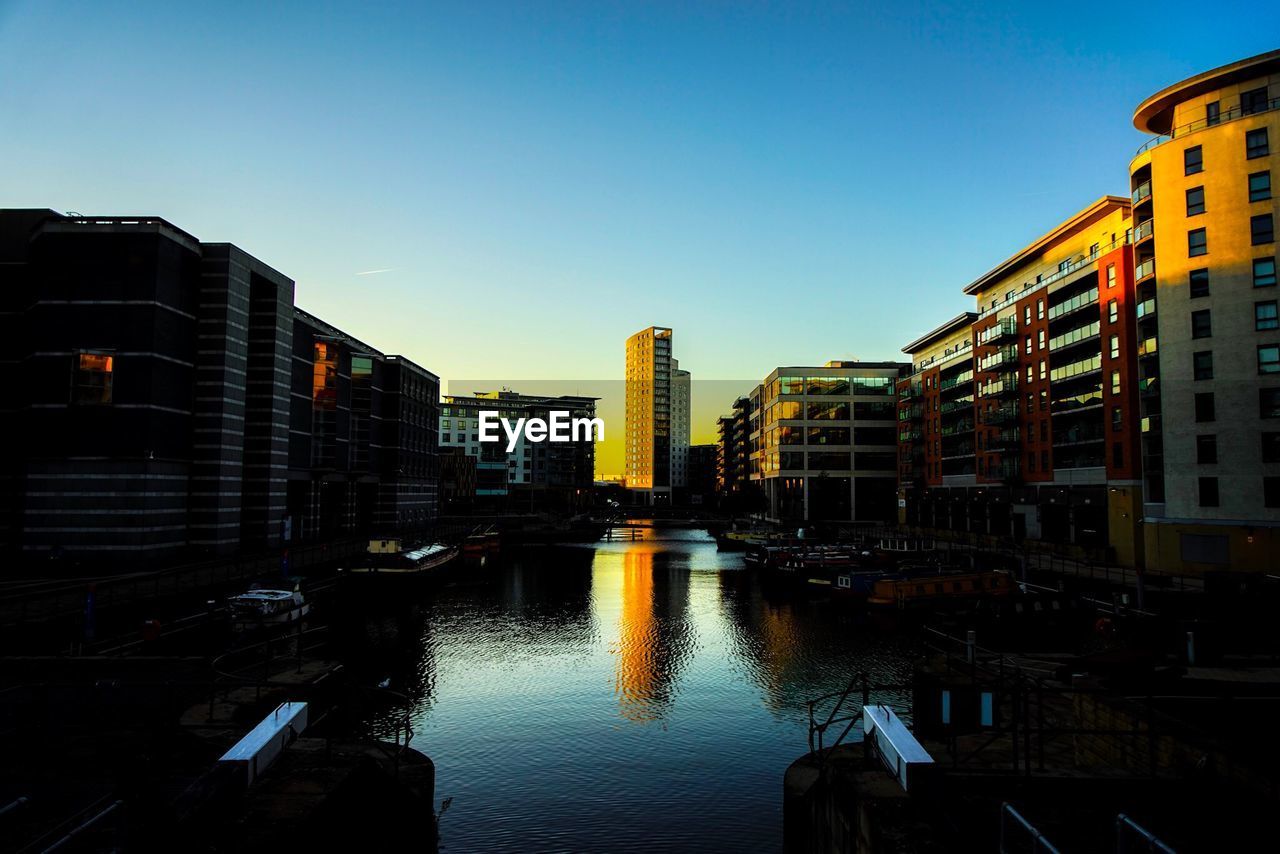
(605, 542, 693, 723)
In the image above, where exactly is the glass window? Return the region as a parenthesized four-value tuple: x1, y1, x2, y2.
(1112, 406, 1123, 432)
(1195, 392, 1215, 422)
(1196, 434, 1217, 464)
(1266, 477, 1280, 509)
(1111, 370, 1121, 395)
(1037, 298, 1045, 318)
(1188, 227, 1208, 256)
(1250, 171, 1272, 202)
(1247, 128, 1270, 159)
(1024, 306, 1031, 326)
(1106, 265, 1116, 289)
(1110, 334, 1120, 358)
(1198, 476, 1220, 508)
(1206, 100, 1220, 126)
(1186, 186, 1205, 216)
(1194, 351, 1214, 380)
(1108, 299, 1118, 323)
(1264, 388, 1280, 419)
(1260, 345, 1280, 375)
(1241, 87, 1268, 115)
(1264, 432, 1280, 463)
(1256, 258, 1277, 288)
(1253, 214, 1275, 245)
(71, 352, 114, 405)
(848, 376, 890, 395)
(1191, 309, 1212, 339)
(1037, 329, 1046, 349)
(806, 401, 849, 420)
(1190, 268, 1210, 297)
(1257, 301, 1279, 331)
(1184, 145, 1203, 175)
(1024, 336, 1032, 355)
(780, 376, 805, 395)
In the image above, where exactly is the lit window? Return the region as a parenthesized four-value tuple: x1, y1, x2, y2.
(1108, 299, 1118, 323)
(1110, 335, 1120, 358)
(1111, 370, 1121, 395)
(72, 352, 113, 405)
(1106, 265, 1116, 289)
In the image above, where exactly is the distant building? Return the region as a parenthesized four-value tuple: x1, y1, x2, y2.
(439, 447, 477, 509)
(716, 397, 756, 511)
(0, 209, 440, 567)
(750, 361, 907, 524)
(624, 326, 674, 505)
(439, 390, 597, 512)
(671, 360, 691, 489)
(685, 444, 718, 506)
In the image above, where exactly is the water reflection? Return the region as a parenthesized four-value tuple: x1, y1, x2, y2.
(608, 545, 695, 723)
(336, 527, 918, 852)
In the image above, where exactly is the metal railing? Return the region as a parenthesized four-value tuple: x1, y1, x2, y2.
(1135, 95, 1280, 156)
(1116, 813, 1176, 853)
(1000, 802, 1062, 854)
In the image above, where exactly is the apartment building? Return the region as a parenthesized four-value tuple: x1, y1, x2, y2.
(751, 361, 906, 524)
(0, 209, 440, 567)
(898, 198, 1144, 563)
(897, 48, 1280, 574)
(1128, 49, 1280, 572)
(624, 326, 674, 504)
(439, 390, 597, 510)
(671, 361, 691, 489)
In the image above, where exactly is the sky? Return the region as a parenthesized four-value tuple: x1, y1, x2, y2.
(2, 1, 1278, 473)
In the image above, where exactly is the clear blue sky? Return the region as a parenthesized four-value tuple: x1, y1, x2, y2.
(2, 1, 1277, 386)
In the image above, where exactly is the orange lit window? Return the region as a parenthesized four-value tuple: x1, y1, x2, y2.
(72, 352, 113, 405)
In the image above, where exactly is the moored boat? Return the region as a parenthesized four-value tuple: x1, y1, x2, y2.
(228, 579, 311, 631)
(345, 539, 461, 581)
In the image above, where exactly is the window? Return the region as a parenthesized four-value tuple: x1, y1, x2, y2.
(1090, 242, 1100, 257)
(1108, 299, 1118, 323)
(1111, 370, 1121, 395)
(1257, 258, 1278, 288)
(1191, 309, 1212, 339)
(1196, 434, 1217, 464)
(1264, 388, 1280, 419)
(1186, 186, 1205, 216)
(1195, 392, 1216, 422)
(1248, 127, 1271, 159)
(1028, 454, 1036, 473)
(1040, 420, 1048, 442)
(1112, 406, 1123, 432)
(1260, 345, 1280, 375)
(1198, 477, 1220, 508)
(1036, 298, 1045, 319)
(1038, 359, 1046, 380)
(1257, 301, 1279, 331)
(1184, 145, 1203, 175)
(1188, 227, 1207, 256)
(1024, 306, 1031, 326)
(1194, 351, 1214, 380)
(1264, 432, 1280, 463)
(1206, 100, 1221, 126)
(1110, 334, 1120, 358)
(1025, 365, 1033, 383)
(1040, 450, 1049, 470)
(1106, 265, 1116, 289)
(1190, 268, 1210, 297)
(1250, 171, 1272, 202)
(1037, 329, 1046, 349)
(1253, 214, 1275, 245)
(1024, 336, 1032, 355)
(1242, 87, 1269, 115)
(1266, 477, 1280, 509)
(71, 352, 113, 405)
(1113, 442, 1124, 468)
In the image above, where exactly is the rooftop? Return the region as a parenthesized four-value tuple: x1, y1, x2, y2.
(1133, 48, 1280, 134)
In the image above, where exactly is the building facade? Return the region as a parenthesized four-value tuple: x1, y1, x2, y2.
(0, 209, 440, 568)
(898, 198, 1144, 563)
(896, 48, 1280, 575)
(671, 361, 691, 489)
(439, 390, 597, 512)
(751, 361, 906, 524)
(1128, 49, 1280, 572)
(624, 326, 674, 505)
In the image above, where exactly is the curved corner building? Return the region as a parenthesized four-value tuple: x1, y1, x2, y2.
(1129, 49, 1280, 571)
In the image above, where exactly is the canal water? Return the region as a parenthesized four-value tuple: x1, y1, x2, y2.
(337, 526, 920, 852)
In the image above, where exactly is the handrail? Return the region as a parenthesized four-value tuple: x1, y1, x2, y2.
(1116, 813, 1176, 853)
(1000, 802, 1062, 854)
(1135, 95, 1280, 156)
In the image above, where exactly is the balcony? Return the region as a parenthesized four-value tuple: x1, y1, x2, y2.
(1132, 181, 1152, 205)
(940, 420, 975, 437)
(1047, 287, 1099, 322)
(1053, 426, 1105, 446)
(1135, 259, 1156, 282)
(939, 370, 974, 392)
(1133, 219, 1154, 244)
(940, 397, 975, 416)
(991, 460, 1021, 481)
(1137, 336, 1159, 358)
(941, 444, 976, 460)
(977, 345, 1017, 372)
(1048, 320, 1100, 353)
(978, 319, 1017, 345)
(899, 383, 922, 400)
(978, 377, 1018, 399)
(898, 429, 921, 442)
(990, 427, 1020, 451)
(983, 404, 1019, 426)
(1136, 299, 1156, 321)
(1135, 95, 1280, 156)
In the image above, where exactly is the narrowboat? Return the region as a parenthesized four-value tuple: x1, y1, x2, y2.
(345, 538, 460, 581)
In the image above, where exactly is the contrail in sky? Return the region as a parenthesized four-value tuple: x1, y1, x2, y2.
(356, 268, 395, 276)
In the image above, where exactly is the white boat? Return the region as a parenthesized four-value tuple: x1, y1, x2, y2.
(345, 540, 460, 580)
(228, 580, 311, 630)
